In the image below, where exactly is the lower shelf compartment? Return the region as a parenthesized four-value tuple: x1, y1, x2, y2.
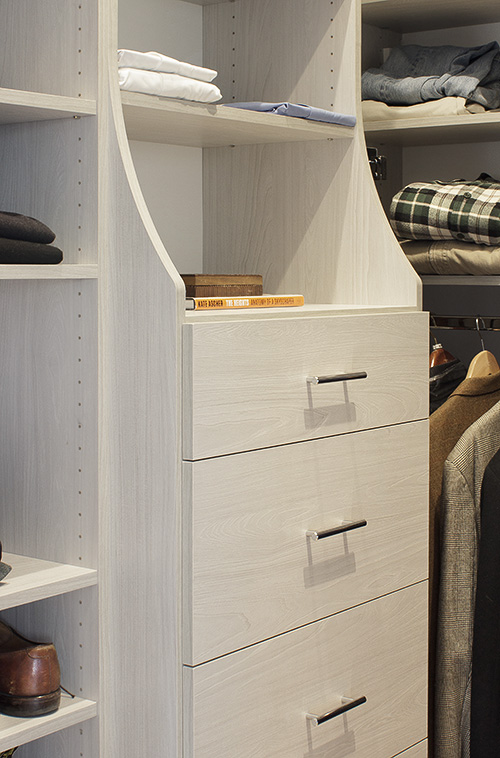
(0, 693, 97, 752)
(0, 553, 97, 610)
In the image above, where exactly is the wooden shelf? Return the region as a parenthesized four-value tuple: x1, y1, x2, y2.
(121, 93, 356, 147)
(364, 112, 500, 146)
(0, 693, 97, 752)
(0, 264, 98, 280)
(0, 88, 96, 126)
(422, 276, 500, 286)
(0, 553, 97, 611)
(362, 0, 499, 32)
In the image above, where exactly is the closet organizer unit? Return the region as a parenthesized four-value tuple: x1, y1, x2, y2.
(0, 0, 428, 757)
(0, 0, 98, 757)
(362, 0, 500, 362)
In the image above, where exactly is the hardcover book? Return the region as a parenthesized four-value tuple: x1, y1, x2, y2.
(185, 294, 304, 310)
(181, 273, 263, 298)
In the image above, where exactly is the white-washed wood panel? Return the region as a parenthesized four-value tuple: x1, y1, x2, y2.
(0, 695, 96, 753)
(0, 118, 98, 265)
(184, 420, 428, 664)
(0, 0, 97, 98)
(362, 0, 499, 33)
(0, 553, 97, 610)
(397, 740, 428, 757)
(0, 280, 97, 569)
(204, 0, 357, 115)
(183, 311, 428, 458)
(184, 582, 427, 758)
(122, 93, 354, 147)
(202, 134, 421, 308)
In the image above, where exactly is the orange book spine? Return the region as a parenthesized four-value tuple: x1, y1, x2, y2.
(186, 294, 304, 310)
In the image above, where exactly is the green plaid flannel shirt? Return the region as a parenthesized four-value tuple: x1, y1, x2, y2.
(390, 174, 500, 245)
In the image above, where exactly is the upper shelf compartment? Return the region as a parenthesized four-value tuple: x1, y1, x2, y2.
(362, 0, 499, 33)
(121, 93, 355, 147)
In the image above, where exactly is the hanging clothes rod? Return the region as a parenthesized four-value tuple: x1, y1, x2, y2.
(431, 315, 500, 332)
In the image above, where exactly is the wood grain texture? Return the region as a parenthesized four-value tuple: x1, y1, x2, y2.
(0, 118, 98, 265)
(362, 0, 499, 33)
(98, 2, 185, 753)
(122, 93, 354, 147)
(203, 0, 421, 308)
(398, 741, 428, 757)
(0, 88, 95, 125)
(184, 582, 428, 758)
(183, 420, 428, 664)
(0, 553, 97, 610)
(0, 280, 98, 568)
(183, 310, 428, 458)
(0, 0, 97, 98)
(0, 695, 97, 753)
(364, 113, 500, 146)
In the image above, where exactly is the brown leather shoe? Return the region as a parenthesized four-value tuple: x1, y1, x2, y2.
(0, 620, 61, 717)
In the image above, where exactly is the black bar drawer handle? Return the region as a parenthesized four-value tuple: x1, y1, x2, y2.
(307, 371, 367, 384)
(306, 520, 367, 540)
(306, 696, 367, 725)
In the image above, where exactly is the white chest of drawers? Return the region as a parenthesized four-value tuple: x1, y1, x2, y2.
(182, 310, 429, 757)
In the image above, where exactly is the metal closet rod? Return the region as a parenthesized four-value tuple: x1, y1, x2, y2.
(431, 315, 500, 332)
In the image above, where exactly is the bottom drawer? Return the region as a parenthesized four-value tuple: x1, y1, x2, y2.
(398, 741, 427, 757)
(183, 582, 427, 758)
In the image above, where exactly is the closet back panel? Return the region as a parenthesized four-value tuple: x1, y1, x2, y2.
(0, 119, 98, 265)
(0, 280, 98, 568)
(204, 0, 357, 114)
(0, 0, 97, 98)
(118, 0, 204, 274)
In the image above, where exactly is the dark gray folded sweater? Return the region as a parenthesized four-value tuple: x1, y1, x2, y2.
(0, 211, 56, 244)
(0, 237, 63, 264)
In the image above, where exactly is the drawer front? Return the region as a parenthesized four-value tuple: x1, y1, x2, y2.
(183, 311, 428, 459)
(398, 742, 428, 757)
(183, 420, 428, 665)
(184, 582, 427, 758)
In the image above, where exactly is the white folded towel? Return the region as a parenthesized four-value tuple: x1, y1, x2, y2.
(118, 49, 217, 83)
(118, 68, 222, 103)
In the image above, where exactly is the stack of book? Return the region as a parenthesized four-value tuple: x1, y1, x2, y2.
(182, 274, 304, 310)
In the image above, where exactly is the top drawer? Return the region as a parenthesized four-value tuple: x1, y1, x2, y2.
(183, 311, 428, 459)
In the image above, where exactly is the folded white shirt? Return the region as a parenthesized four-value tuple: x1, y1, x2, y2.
(118, 68, 222, 103)
(362, 97, 485, 121)
(118, 49, 217, 83)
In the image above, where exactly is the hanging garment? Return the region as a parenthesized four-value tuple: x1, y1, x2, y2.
(429, 372, 500, 591)
(428, 371, 500, 756)
(430, 359, 467, 414)
(362, 42, 500, 108)
(470, 445, 500, 757)
(435, 400, 500, 758)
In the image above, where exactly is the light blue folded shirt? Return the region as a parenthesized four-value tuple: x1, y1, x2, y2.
(224, 101, 356, 127)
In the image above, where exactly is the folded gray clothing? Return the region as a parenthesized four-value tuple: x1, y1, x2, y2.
(0, 237, 63, 264)
(0, 211, 56, 244)
(224, 102, 356, 126)
(362, 42, 500, 109)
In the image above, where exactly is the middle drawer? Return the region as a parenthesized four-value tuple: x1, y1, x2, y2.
(183, 419, 428, 665)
